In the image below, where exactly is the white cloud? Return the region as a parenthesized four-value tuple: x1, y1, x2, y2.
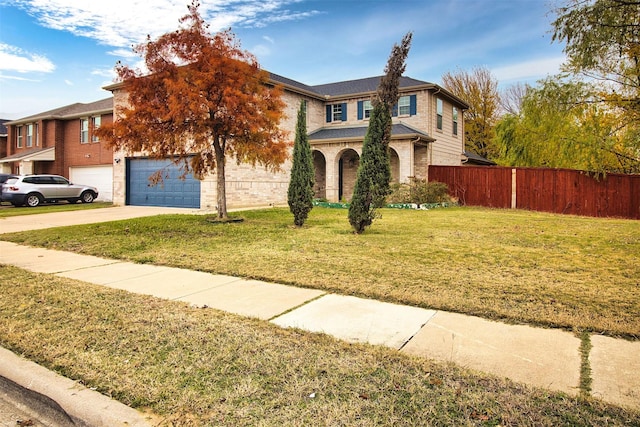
(11, 0, 317, 48)
(64, 79, 73, 86)
(492, 57, 566, 83)
(0, 43, 55, 73)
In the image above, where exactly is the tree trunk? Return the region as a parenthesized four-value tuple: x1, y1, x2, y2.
(214, 139, 228, 219)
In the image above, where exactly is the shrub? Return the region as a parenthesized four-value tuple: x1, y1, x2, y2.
(387, 180, 451, 205)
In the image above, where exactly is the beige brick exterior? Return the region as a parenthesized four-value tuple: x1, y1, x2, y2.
(108, 75, 467, 208)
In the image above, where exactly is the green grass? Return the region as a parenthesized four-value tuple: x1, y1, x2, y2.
(0, 201, 113, 218)
(2, 206, 639, 338)
(1, 265, 637, 426)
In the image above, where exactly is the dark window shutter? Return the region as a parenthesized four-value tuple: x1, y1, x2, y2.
(392, 104, 398, 117)
(357, 101, 363, 120)
(410, 95, 417, 116)
(341, 103, 347, 121)
(326, 105, 332, 123)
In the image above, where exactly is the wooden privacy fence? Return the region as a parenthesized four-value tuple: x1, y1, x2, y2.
(428, 166, 640, 219)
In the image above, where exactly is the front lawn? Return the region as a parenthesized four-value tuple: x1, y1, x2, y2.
(1, 266, 637, 426)
(2, 206, 638, 338)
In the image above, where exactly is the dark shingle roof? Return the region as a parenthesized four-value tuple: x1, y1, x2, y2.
(311, 76, 430, 97)
(268, 72, 322, 96)
(463, 150, 496, 166)
(309, 123, 433, 141)
(0, 119, 8, 136)
(8, 97, 113, 125)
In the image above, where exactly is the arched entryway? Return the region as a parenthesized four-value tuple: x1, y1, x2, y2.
(390, 148, 400, 183)
(312, 150, 326, 199)
(338, 149, 360, 201)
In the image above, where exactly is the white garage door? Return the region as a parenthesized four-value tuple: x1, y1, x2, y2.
(69, 165, 113, 202)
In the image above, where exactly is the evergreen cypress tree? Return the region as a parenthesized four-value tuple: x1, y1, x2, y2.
(348, 32, 412, 234)
(348, 102, 391, 233)
(288, 100, 315, 226)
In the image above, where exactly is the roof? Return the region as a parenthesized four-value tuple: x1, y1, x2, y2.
(7, 98, 113, 125)
(0, 119, 8, 136)
(462, 150, 496, 166)
(311, 76, 430, 97)
(309, 122, 435, 143)
(0, 147, 55, 163)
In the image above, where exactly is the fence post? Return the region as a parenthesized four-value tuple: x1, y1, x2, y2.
(511, 168, 517, 209)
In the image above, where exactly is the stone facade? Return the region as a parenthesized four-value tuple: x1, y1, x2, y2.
(107, 73, 468, 208)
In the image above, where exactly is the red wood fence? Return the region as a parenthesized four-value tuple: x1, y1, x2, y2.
(428, 166, 640, 219)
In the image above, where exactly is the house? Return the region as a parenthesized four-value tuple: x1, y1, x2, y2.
(0, 98, 115, 201)
(0, 120, 8, 160)
(105, 73, 468, 209)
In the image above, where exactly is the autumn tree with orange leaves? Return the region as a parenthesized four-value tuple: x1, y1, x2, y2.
(98, 1, 288, 219)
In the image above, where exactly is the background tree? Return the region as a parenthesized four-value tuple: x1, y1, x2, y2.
(551, 0, 639, 170)
(500, 82, 529, 116)
(97, 1, 288, 219)
(349, 32, 412, 234)
(442, 66, 500, 160)
(287, 101, 314, 227)
(494, 77, 639, 173)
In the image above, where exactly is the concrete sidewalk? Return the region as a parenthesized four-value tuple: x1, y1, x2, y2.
(0, 207, 638, 417)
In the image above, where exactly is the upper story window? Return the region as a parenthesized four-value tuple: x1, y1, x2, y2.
(436, 98, 443, 131)
(16, 126, 23, 148)
(357, 100, 374, 120)
(326, 103, 347, 123)
(392, 95, 417, 117)
(91, 116, 101, 142)
(398, 96, 411, 116)
(26, 124, 34, 147)
(80, 118, 89, 143)
(452, 107, 458, 136)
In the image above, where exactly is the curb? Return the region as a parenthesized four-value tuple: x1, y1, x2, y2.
(0, 346, 154, 426)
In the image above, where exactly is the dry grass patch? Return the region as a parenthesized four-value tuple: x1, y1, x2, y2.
(1, 266, 638, 426)
(2, 206, 638, 337)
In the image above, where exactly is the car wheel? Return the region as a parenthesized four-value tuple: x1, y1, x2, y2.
(80, 191, 95, 203)
(25, 193, 43, 207)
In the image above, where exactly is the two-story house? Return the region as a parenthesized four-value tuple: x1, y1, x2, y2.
(106, 73, 467, 209)
(1, 98, 114, 201)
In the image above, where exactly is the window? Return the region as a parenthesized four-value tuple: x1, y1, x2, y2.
(332, 104, 342, 121)
(363, 100, 373, 118)
(26, 124, 33, 147)
(392, 95, 417, 117)
(91, 116, 101, 142)
(16, 126, 23, 148)
(357, 100, 374, 120)
(326, 103, 347, 122)
(80, 118, 89, 143)
(436, 98, 443, 131)
(452, 107, 458, 136)
(398, 96, 411, 116)
(35, 123, 39, 146)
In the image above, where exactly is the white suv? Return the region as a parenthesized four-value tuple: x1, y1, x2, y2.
(1, 175, 98, 207)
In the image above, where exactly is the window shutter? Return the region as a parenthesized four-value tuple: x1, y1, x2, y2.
(357, 101, 363, 120)
(326, 105, 332, 123)
(392, 104, 398, 117)
(341, 103, 347, 121)
(410, 95, 417, 116)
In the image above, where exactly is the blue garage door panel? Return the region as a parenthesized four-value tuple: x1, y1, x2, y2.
(127, 158, 200, 208)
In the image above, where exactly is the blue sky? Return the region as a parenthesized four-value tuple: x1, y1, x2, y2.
(0, 0, 567, 119)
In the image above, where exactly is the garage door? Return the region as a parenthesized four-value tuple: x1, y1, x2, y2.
(126, 158, 200, 208)
(69, 165, 113, 202)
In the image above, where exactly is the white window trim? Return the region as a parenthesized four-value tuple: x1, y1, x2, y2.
(332, 104, 342, 122)
(398, 96, 411, 116)
(80, 118, 89, 144)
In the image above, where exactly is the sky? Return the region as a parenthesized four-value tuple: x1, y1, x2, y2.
(0, 0, 567, 120)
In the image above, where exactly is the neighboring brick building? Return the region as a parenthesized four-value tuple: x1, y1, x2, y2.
(0, 98, 114, 201)
(106, 73, 468, 209)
